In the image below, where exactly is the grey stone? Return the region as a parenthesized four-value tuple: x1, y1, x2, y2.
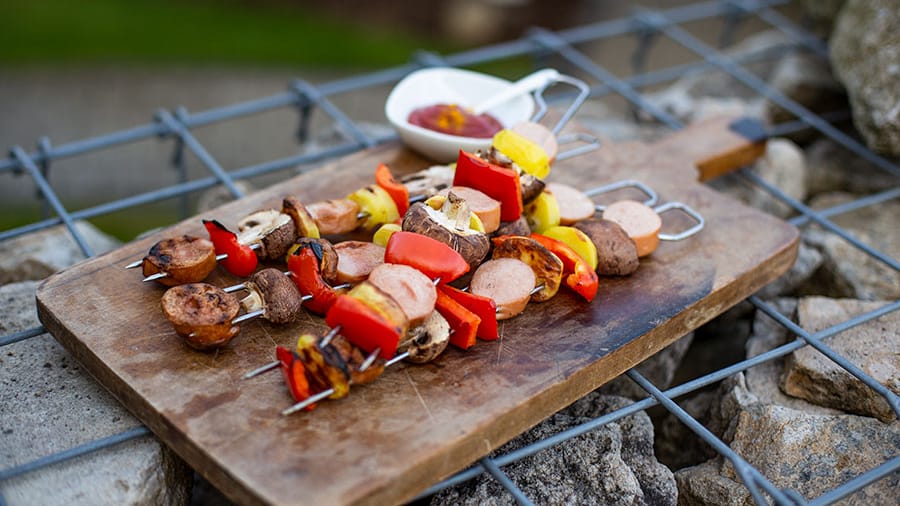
(640, 29, 805, 125)
(709, 138, 807, 219)
(799, 0, 847, 36)
(744, 298, 841, 416)
(830, 0, 900, 157)
(600, 332, 694, 400)
(803, 193, 900, 300)
(430, 394, 675, 506)
(0, 221, 120, 285)
(782, 297, 900, 421)
(0, 281, 191, 505)
(677, 405, 900, 505)
(764, 52, 847, 143)
(804, 138, 899, 196)
(756, 241, 824, 299)
(752, 138, 807, 217)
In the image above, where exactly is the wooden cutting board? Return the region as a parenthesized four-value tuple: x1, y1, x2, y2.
(36, 115, 796, 505)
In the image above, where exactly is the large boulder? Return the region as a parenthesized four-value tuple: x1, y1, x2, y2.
(830, 0, 900, 157)
(0, 281, 192, 505)
(430, 394, 676, 506)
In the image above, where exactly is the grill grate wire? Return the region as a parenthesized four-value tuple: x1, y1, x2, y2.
(1, 1, 898, 504)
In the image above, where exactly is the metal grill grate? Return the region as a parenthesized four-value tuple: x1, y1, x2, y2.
(2, 1, 898, 504)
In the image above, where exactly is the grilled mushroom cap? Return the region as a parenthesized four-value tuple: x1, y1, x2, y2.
(237, 209, 296, 261)
(240, 268, 303, 324)
(282, 196, 320, 239)
(291, 237, 339, 284)
(492, 215, 531, 238)
(400, 311, 451, 364)
(402, 194, 490, 270)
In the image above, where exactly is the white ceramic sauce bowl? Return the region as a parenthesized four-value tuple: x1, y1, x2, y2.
(385, 67, 535, 163)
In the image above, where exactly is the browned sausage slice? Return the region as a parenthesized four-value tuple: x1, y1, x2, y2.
(470, 258, 536, 320)
(142, 235, 217, 286)
(161, 283, 240, 350)
(547, 182, 595, 225)
(367, 263, 437, 328)
(333, 240, 385, 283)
(307, 199, 361, 235)
(436, 186, 502, 234)
(602, 200, 661, 257)
(491, 236, 563, 302)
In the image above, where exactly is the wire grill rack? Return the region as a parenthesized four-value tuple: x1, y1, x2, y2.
(1, 1, 898, 504)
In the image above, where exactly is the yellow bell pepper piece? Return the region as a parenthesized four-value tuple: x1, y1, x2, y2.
(541, 225, 599, 271)
(492, 129, 550, 179)
(373, 223, 402, 247)
(524, 190, 560, 234)
(347, 185, 400, 230)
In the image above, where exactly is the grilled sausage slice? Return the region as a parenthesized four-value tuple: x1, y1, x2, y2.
(307, 199, 361, 236)
(602, 200, 662, 257)
(333, 241, 385, 283)
(436, 186, 502, 234)
(142, 235, 217, 286)
(161, 283, 240, 350)
(547, 182, 595, 225)
(367, 263, 437, 328)
(491, 236, 563, 302)
(470, 258, 536, 320)
(574, 218, 640, 276)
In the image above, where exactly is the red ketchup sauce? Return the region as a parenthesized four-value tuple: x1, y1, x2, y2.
(407, 104, 504, 138)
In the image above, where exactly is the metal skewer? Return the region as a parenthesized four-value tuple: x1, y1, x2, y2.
(280, 351, 410, 416)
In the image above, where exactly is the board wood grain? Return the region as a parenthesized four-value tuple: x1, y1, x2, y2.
(36, 116, 797, 505)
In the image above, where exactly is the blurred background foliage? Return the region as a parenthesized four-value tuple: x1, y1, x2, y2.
(0, 0, 456, 68)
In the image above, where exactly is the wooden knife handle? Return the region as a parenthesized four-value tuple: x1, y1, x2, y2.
(651, 115, 767, 181)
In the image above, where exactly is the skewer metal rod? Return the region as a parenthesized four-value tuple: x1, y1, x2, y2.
(232, 309, 265, 325)
(281, 350, 411, 416)
(242, 360, 280, 379)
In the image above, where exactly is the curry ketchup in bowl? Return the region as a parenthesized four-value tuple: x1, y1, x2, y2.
(385, 67, 535, 162)
(407, 104, 504, 139)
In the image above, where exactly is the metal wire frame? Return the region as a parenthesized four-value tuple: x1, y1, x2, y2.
(1, 1, 897, 504)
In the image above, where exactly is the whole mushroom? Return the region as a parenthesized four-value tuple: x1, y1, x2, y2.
(401, 192, 490, 270)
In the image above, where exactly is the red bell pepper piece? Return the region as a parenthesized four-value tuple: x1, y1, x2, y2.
(384, 231, 469, 283)
(434, 289, 480, 350)
(287, 245, 337, 315)
(531, 233, 599, 302)
(276, 345, 315, 409)
(202, 219, 258, 277)
(374, 163, 409, 216)
(453, 150, 523, 222)
(438, 285, 498, 340)
(325, 295, 402, 360)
